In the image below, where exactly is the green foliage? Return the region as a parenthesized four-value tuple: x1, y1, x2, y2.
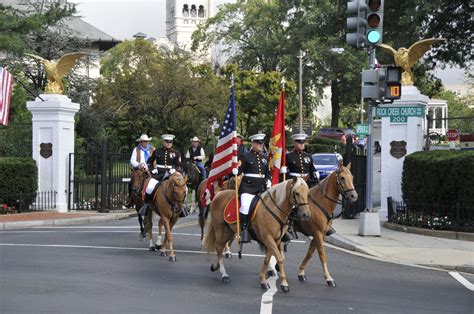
(402, 151, 474, 209)
(435, 90, 474, 133)
(0, 157, 37, 205)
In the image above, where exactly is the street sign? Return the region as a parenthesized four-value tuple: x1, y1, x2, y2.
(446, 129, 459, 142)
(375, 106, 424, 123)
(356, 123, 369, 137)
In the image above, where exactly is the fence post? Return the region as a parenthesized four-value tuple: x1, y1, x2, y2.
(100, 139, 108, 213)
(456, 203, 460, 229)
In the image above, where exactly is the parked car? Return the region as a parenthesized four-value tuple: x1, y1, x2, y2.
(312, 153, 342, 180)
(317, 127, 355, 142)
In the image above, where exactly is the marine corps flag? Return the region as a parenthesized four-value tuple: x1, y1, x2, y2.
(269, 88, 286, 185)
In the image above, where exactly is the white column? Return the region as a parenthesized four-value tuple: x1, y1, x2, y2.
(27, 94, 79, 212)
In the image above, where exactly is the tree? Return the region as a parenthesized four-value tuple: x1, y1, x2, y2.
(436, 90, 474, 133)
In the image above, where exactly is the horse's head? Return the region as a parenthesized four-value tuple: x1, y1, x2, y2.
(184, 161, 199, 187)
(335, 163, 358, 203)
(170, 172, 188, 210)
(131, 167, 149, 194)
(289, 177, 311, 221)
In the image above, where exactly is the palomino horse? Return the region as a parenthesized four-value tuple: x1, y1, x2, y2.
(130, 167, 150, 240)
(204, 177, 311, 292)
(295, 163, 358, 287)
(183, 161, 204, 214)
(144, 172, 188, 261)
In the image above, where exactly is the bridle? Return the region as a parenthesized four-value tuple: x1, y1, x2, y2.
(131, 168, 149, 193)
(321, 168, 355, 204)
(161, 176, 187, 213)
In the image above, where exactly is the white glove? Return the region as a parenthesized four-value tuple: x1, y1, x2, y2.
(266, 180, 272, 189)
(232, 168, 239, 175)
(280, 166, 287, 174)
(151, 169, 158, 174)
(140, 163, 147, 170)
(169, 168, 176, 175)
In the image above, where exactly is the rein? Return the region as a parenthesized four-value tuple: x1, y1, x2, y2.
(160, 179, 186, 214)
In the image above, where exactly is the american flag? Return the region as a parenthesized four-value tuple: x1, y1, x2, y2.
(0, 67, 13, 126)
(202, 79, 238, 204)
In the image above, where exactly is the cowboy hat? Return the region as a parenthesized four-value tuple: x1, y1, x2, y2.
(136, 134, 152, 142)
(190, 136, 200, 142)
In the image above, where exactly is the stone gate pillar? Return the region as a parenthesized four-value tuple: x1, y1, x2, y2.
(27, 94, 79, 212)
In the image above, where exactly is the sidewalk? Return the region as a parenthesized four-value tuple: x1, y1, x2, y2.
(0, 210, 136, 230)
(327, 218, 474, 274)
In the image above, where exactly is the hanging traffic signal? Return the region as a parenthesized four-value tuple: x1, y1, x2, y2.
(346, 0, 367, 48)
(366, 0, 384, 45)
(385, 66, 402, 100)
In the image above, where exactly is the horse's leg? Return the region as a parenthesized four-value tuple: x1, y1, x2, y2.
(163, 217, 176, 261)
(223, 240, 232, 258)
(297, 235, 318, 282)
(198, 210, 206, 242)
(259, 249, 273, 290)
(145, 211, 155, 252)
(212, 223, 233, 283)
(314, 231, 336, 287)
(263, 235, 290, 292)
(158, 218, 165, 254)
(136, 202, 145, 241)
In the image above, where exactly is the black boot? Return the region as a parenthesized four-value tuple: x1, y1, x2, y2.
(240, 213, 250, 243)
(326, 227, 336, 236)
(138, 203, 148, 218)
(179, 205, 189, 218)
(281, 232, 293, 243)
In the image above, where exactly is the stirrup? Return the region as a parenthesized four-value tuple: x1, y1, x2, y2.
(326, 227, 336, 236)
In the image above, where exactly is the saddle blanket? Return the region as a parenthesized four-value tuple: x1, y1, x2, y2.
(224, 196, 259, 224)
(145, 178, 159, 195)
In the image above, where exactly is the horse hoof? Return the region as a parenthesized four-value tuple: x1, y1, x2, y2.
(280, 285, 290, 293)
(261, 283, 270, 290)
(267, 270, 275, 278)
(224, 252, 232, 258)
(298, 275, 307, 282)
(210, 264, 220, 272)
(160, 251, 168, 257)
(155, 244, 161, 250)
(169, 256, 177, 262)
(327, 280, 336, 287)
(238, 251, 242, 259)
(148, 246, 155, 252)
(222, 276, 231, 284)
(275, 264, 280, 272)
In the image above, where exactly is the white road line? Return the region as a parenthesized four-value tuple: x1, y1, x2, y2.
(0, 243, 266, 257)
(0, 231, 202, 237)
(260, 256, 278, 314)
(449, 272, 474, 291)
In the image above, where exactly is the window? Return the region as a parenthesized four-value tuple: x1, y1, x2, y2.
(198, 5, 205, 17)
(182, 4, 189, 17)
(190, 5, 197, 17)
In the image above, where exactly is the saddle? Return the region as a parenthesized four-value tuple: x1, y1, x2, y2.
(224, 195, 259, 224)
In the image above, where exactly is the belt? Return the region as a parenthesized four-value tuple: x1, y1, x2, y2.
(243, 173, 265, 178)
(156, 165, 172, 169)
(289, 172, 309, 177)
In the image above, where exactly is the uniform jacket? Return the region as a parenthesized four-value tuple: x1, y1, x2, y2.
(147, 147, 182, 175)
(286, 150, 319, 187)
(238, 149, 271, 195)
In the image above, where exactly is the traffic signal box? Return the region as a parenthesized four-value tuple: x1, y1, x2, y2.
(346, 0, 367, 48)
(362, 66, 402, 102)
(366, 0, 384, 45)
(384, 66, 402, 100)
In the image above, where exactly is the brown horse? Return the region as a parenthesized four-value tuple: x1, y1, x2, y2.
(183, 160, 204, 214)
(130, 167, 150, 240)
(295, 163, 358, 287)
(204, 177, 311, 292)
(144, 172, 188, 261)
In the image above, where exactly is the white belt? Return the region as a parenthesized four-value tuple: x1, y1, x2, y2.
(289, 172, 309, 177)
(156, 165, 172, 169)
(243, 173, 265, 178)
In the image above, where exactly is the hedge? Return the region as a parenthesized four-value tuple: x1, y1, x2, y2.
(402, 151, 474, 209)
(0, 157, 38, 205)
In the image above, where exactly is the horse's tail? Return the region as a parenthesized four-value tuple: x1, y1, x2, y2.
(203, 218, 216, 253)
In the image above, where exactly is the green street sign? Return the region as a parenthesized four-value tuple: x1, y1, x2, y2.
(375, 106, 425, 123)
(356, 124, 369, 137)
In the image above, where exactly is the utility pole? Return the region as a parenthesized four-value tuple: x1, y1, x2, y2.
(298, 50, 303, 133)
(366, 47, 376, 213)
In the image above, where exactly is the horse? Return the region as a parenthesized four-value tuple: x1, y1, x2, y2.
(144, 172, 188, 261)
(183, 160, 204, 214)
(294, 162, 358, 287)
(129, 167, 150, 240)
(204, 177, 311, 292)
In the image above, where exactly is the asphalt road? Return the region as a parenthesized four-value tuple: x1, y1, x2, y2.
(0, 216, 472, 314)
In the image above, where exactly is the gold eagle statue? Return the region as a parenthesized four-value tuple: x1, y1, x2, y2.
(378, 38, 446, 86)
(24, 52, 87, 94)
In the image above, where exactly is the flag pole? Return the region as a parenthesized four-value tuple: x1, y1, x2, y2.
(281, 78, 286, 182)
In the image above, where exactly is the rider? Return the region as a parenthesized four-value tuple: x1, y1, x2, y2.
(126, 134, 154, 208)
(185, 136, 206, 181)
(236, 134, 248, 160)
(286, 133, 335, 236)
(238, 133, 271, 243)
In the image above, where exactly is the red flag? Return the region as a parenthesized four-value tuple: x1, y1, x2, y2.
(0, 67, 13, 126)
(269, 89, 286, 185)
(201, 81, 237, 205)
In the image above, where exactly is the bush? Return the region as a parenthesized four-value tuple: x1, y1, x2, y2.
(402, 151, 474, 210)
(0, 157, 38, 206)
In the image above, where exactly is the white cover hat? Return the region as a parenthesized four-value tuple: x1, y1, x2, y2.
(249, 133, 266, 142)
(161, 134, 175, 141)
(190, 136, 200, 142)
(291, 133, 308, 141)
(136, 134, 152, 142)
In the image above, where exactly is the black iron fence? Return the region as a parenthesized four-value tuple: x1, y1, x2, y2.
(387, 197, 474, 232)
(1, 190, 57, 214)
(342, 138, 367, 218)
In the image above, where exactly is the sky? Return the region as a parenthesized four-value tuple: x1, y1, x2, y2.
(70, 0, 470, 86)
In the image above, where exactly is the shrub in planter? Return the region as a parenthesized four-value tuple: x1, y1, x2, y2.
(0, 157, 38, 206)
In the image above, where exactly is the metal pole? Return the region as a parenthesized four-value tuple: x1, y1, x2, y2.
(100, 139, 107, 213)
(365, 47, 376, 212)
(360, 99, 364, 124)
(299, 50, 303, 133)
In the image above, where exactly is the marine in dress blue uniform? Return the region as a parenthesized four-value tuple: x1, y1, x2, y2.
(286, 133, 319, 188)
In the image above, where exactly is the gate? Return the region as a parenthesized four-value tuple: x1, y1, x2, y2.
(342, 137, 367, 218)
(68, 140, 131, 212)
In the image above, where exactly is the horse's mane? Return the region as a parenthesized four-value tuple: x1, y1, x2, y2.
(265, 177, 307, 206)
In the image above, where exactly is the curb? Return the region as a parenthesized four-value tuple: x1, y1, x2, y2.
(325, 234, 379, 257)
(384, 222, 474, 242)
(0, 212, 136, 230)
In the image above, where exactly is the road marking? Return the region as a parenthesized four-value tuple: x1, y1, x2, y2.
(449, 272, 474, 291)
(0, 231, 202, 236)
(260, 256, 278, 314)
(0, 243, 266, 257)
(28, 221, 199, 229)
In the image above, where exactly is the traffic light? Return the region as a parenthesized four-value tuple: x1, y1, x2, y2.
(346, 0, 367, 48)
(384, 66, 402, 100)
(366, 0, 384, 45)
(361, 68, 385, 101)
